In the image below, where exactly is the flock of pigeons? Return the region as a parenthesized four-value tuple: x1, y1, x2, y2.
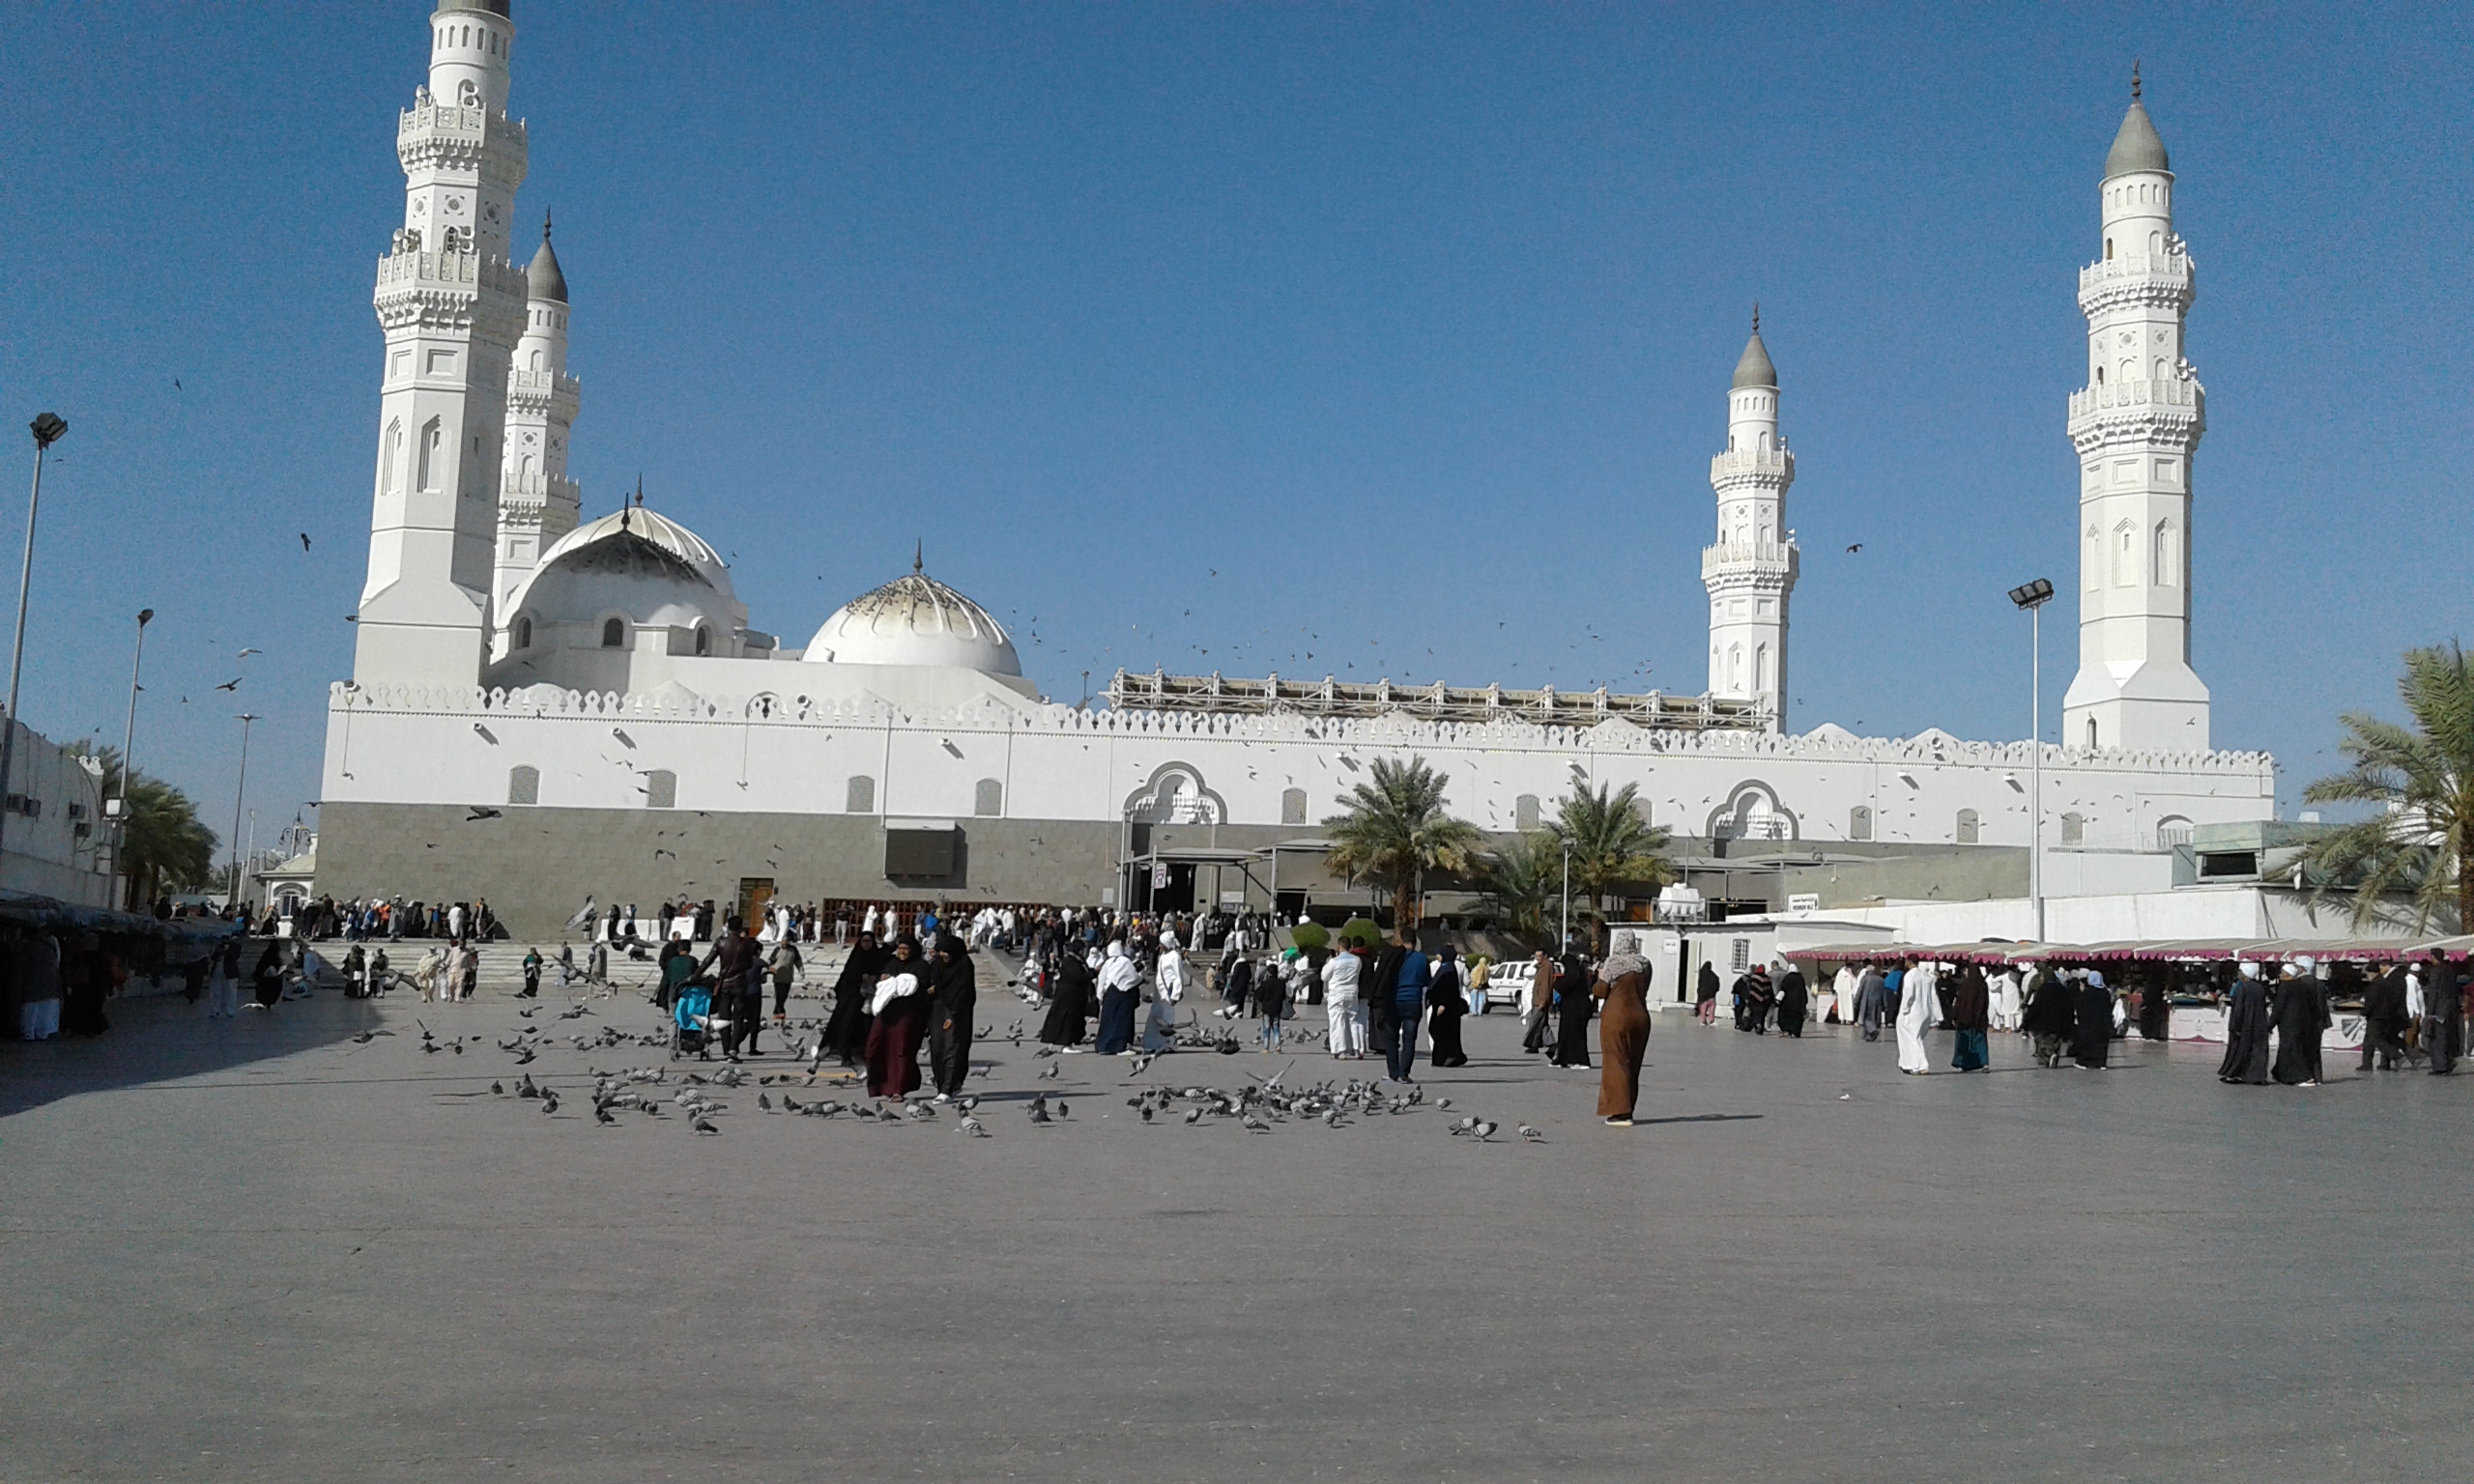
(386, 982, 1549, 1145)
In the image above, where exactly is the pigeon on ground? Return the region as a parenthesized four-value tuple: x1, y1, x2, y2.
(692, 1117, 721, 1135)
(594, 1105, 617, 1126)
(540, 1092, 560, 1115)
(490, 1081, 505, 1096)
(959, 1116, 989, 1137)
(1519, 1124, 1545, 1143)
(1474, 1121, 1499, 1142)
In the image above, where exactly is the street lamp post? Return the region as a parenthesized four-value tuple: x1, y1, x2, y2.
(111, 608, 154, 908)
(1559, 837, 1573, 954)
(227, 713, 259, 917)
(2007, 578, 2055, 942)
(0, 413, 68, 872)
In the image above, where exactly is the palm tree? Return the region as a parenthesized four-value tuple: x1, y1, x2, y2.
(1546, 782, 1674, 952)
(72, 745, 218, 911)
(1321, 755, 1482, 939)
(1476, 831, 1560, 946)
(2296, 641, 2474, 932)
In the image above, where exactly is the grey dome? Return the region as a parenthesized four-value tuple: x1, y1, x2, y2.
(2104, 100, 2170, 179)
(1731, 329, 1777, 390)
(526, 226, 568, 303)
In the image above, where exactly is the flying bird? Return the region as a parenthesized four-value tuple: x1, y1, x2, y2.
(1845, 543, 1863, 554)
(215, 678, 241, 691)
(237, 648, 261, 659)
(466, 806, 503, 821)
(300, 533, 312, 552)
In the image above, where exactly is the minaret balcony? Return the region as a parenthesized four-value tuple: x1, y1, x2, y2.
(375, 248, 525, 298)
(397, 101, 529, 167)
(2067, 376, 2204, 423)
(1708, 447, 1795, 484)
(1701, 541, 1799, 580)
(2077, 252, 2192, 294)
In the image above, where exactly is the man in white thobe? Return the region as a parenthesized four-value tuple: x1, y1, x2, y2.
(1895, 958, 1939, 1074)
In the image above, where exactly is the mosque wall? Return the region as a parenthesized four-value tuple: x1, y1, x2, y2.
(316, 683, 2276, 934)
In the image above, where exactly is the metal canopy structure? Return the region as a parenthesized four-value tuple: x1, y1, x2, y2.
(1788, 936, 2465, 966)
(1106, 669, 1769, 730)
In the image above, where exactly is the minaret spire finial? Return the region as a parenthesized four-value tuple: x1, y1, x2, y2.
(913, 539, 924, 576)
(2131, 60, 2142, 101)
(543, 207, 553, 243)
(1751, 300, 1761, 334)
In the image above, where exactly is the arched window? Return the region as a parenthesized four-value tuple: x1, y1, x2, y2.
(506, 765, 539, 806)
(2084, 526, 2103, 591)
(601, 617, 625, 648)
(974, 779, 1003, 817)
(2094, 364, 2105, 385)
(846, 776, 876, 813)
(694, 625, 710, 656)
(513, 615, 532, 650)
(2105, 237, 2114, 260)
(416, 416, 442, 492)
(2153, 358, 2168, 381)
(1728, 644, 1744, 690)
(2114, 522, 2138, 586)
(2085, 718, 2099, 750)
(643, 770, 676, 810)
(379, 418, 401, 495)
(2149, 230, 2162, 255)
(1514, 794, 1540, 832)
(1280, 787, 1308, 825)
(1955, 808, 1979, 844)
(1849, 805, 1873, 842)
(1755, 644, 1770, 694)
(2154, 521, 2176, 586)
(530, 350, 544, 371)
(2060, 811, 2086, 846)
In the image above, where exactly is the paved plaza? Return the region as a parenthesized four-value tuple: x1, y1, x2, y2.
(6, 972, 2471, 1482)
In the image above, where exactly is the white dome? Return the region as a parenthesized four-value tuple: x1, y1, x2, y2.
(505, 504, 736, 636)
(806, 568, 1021, 676)
(534, 505, 733, 595)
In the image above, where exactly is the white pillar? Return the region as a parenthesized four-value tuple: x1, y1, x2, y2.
(357, 0, 528, 689)
(2062, 71, 2211, 753)
(1702, 311, 1798, 730)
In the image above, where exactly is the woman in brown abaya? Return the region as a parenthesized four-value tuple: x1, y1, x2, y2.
(1594, 951, 1653, 1126)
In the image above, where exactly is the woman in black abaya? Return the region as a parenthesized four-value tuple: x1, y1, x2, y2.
(822, 930, 886, 1069)
(2069, 971, 2114, 1069)
(1424, 948, 1469, 1069)
(1039, 943, 1095, 1049)
(1551, 953, 1593, 1069)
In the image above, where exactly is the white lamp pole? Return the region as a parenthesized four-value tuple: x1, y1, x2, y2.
(2008, 579, 2054, 943)
(0, 413, 68, 873)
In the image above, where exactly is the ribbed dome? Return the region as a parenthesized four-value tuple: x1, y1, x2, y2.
(2104, 100, 2171, 179)
(1732, 329, 1777, 389)
(527, 229, 567, 303)
(805, 568, 1021, 676)
(535, 505, 730, 594)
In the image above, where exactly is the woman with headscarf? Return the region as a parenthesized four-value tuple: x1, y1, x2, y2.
(1143, 935, 1187, 1053)
(2215, 963, 2273, 1082)
(861, 935, 929, 1099)
(1039, 941, 1095, 1050)
(1522, 950, 1558, 1054)
(1424, 948, 1468, 1069)
(251, 941, 288, 1010)
(2269, 963, 2329, 1086)
(1594, 948, 1653, 1125)
(1696, 960, 1722, 1026)
(2070, 970, 2114, 1070)
(1094, 940, 1142, 1056)
(927, 933, 977, 1100)
(822, 929, 886, 1069)
(1948, 960, 1991, 1071)
(1774, 959, 1809, 1038)
(1551, 953, 1593, 1070)
(1893, 958, 1937, 1074)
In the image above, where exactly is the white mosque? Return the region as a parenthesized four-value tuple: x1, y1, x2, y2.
(316, 2, 2274, 934)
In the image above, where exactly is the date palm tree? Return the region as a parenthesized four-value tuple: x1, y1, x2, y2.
(1321, 756, 1482, 939)
(1546, 782, 1674, 953)
(1477, 831, 1560, 947)
(72, 745, 218, 911)
(2297, 641, 2474, 932)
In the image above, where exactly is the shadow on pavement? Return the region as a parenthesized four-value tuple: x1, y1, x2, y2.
(0, 985, 374, 1121)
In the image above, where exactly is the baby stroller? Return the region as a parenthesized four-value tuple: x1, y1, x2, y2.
(672, 982, 718, 1060)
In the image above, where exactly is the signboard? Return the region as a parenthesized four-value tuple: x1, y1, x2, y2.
(1152, 863, 1170, 890)
(1220, 891, 1248, 906)
(1786, 893, 1822, 913)
(885, 827, 957, 877)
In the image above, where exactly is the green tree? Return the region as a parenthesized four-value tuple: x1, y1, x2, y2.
(1476, 831, 1561, 947)
(1321, 755, 1482, 940)
(1546, 782, 1674, 952)
(72, 745, 219, 911)
(2296, 641, 2474, 932)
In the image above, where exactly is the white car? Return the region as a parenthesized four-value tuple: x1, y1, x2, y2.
(1475, 958, 1538, 1013)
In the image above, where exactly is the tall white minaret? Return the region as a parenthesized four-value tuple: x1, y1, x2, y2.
(1702, 309, 1798, 729)
(357, 0, 529, 688)
(490, 212, 581, 657)
(2062, 68, 2210, 752)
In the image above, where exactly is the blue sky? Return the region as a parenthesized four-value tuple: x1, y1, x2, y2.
(3, 2, 2467, 845)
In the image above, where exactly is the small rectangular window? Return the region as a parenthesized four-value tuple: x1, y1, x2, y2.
(846, 776, 876, 813)
(644, 770, 676, 810)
